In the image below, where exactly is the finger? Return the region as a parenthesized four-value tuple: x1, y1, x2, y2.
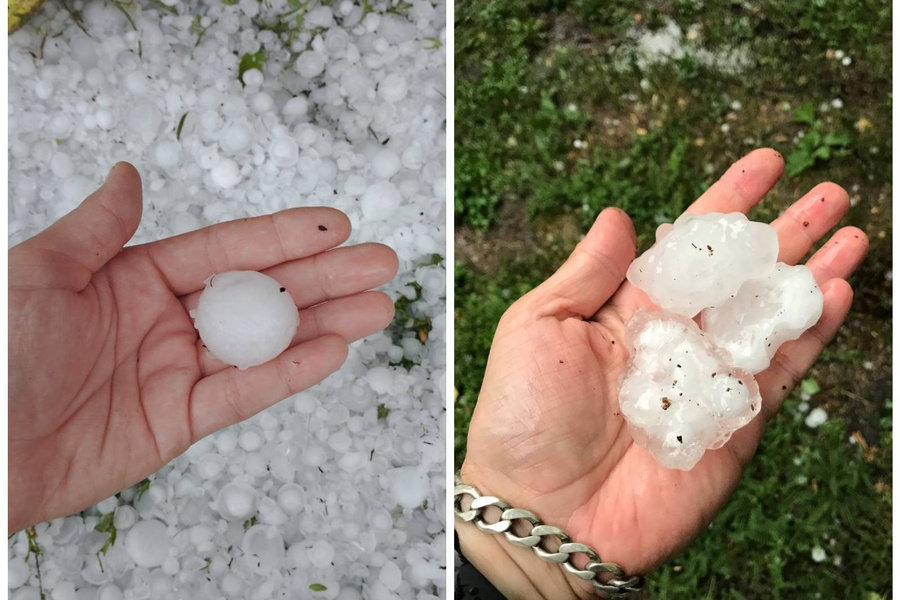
(803, 226, 869, 284)
(771, 182, 850, 264)
(197, 291, 395, 376)
(17, 163, 143, 290)
(755, 278, 853, 419)
(142, 207, 352, 295)
(189, 334, 348, 440)
(530, 208, 636, 319)
(687, 148, 784, 215)
(179, 243, 399, 312)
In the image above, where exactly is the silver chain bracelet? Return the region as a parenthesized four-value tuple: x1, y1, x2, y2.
(454, 478, 645, 598)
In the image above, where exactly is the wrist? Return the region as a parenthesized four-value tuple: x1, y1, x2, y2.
(456, 517, 584, 600)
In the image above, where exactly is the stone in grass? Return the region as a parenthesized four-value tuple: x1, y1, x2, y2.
(618, 309, 762, 470)
(702, 263, 824, 373)
(627, 212, 779, 318)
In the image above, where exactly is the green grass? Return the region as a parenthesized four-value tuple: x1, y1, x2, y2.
(455, 0, 892, 597)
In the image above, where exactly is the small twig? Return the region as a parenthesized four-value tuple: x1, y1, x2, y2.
(58, 0, 92, 37)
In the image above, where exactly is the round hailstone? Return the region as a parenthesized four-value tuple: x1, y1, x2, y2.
(269, 137, 299, 167)
(701, 263, 824, 373)
(124, 519, 171, 567)
(126, 103, 162, 137)
(220, 123, 255, 155)
(242, 68, 264, 88)
(241, 525, 285, 575)
(217, 482, 259, 521)
(361, 181, 402, 221)
(50, 152, 75, 179)
(370, 149, 401, 179)
(282, 96, 308, 122)
(152, 141, 181, 169)
(627, 212, 779, 317)
(390, 467, 429, 508)
(378, 73, 408, 103)
(210, 158, 243, 189)
(294, 51, 326, 78)
(618, 309, 762, 470)
(192, 271, 298, 369)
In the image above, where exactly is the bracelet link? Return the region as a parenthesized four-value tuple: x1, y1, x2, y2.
(454, 481, 646, 599)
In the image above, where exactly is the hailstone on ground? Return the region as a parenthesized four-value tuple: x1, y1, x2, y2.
(192, 271, 299, 370)
(627, 212, 779, 317)
(702, 263, 824, 373)
(619, 309, 762, 470)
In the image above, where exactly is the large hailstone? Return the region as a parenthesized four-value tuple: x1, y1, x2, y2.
(191, 271, 299, 370)
(618, 309, 762, 470)
(702, 263, 823, 373)
(627, 212, 779, 317)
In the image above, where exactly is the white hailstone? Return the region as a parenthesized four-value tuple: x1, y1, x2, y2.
(124, 519, 171, 567)
(627, 212, 779, 317)
(242, 68, 264, 88)
(250, 92, 274, 113)
(114, 505, 137, 530)
(126, 103, 162, 137)
(153, 141, 181, 169)
(97, 495, 119, 515)
(221, 573, 244, 597)
(59, 176, 95, 205)
(192, 271, 298, 369)
(95, 109, 117, 130)
(282, 96, 308, 122)
(805, 407, 828, 428)
(371, 149, 401, 179)
(618, 309, 762, 470)
(220, 123, 255, 155)
(379, 561, 403, 590)
(361, 181, 402, 221)
(268, 137, 299, 167)
(310, 539, 335, 569)
(159, 0, 179, 6)
(295, 52, 326, 78)
(210, 158, 243, 189)
(702, 264, 823, 373)
(241, 526, 285, 574)
(379, 73, 408, 102)
(216, 482, 259, 521)
(97, 585, 124, 600)
(35, 79, 54, 100)
(197, 453, 226, 479)
(811, 546, 827, 562)
(49, 114, 74, 139)
(8, 557, 30, 588)
(831, 98, 844, 109)
(50, 152, 75, 179)
(390, 467, 429, 508)
(841, 56, 852, 66)
(276, 484, 305, 513)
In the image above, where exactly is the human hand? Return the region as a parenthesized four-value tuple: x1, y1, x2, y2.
(9, 163, 399, 533)
(458, 149, 868, 599)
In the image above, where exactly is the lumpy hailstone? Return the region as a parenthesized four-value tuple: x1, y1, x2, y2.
(192, 271, 299, 369)
(702, 263, 824, 373)
(627, 212, 779, 317)
(619, 310, 762, 470)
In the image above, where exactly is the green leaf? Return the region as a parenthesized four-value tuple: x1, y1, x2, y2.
(429, 253, 444, 265)
(238, 50, 267, 85)
(793, 102, 815, 124)
(243, 515, 258, 530)
(135, 478, 152, 501)
(801, 379, 821, 396)
(150, 0, 178, 15)
(309, 583, 328, 592)
(95, 512, 117, 556)
(377, 404, 390, 420)
(823, 132, 850, 146)
(175, 112, 188, 141)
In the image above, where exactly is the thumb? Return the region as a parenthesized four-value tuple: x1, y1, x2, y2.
(530, 207, 636, 319)
(21, 162, 143, 289)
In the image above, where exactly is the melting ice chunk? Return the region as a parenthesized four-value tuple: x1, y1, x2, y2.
(702, 263, 823, 373)
(192, 271, 299, 370)
(124, 519, 171, 567)
(627, 212, 779, 317)
(618, 309, 762, 470)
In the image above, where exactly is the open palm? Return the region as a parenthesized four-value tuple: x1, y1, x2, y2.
(461, 149, 868, 596)
(9, 163, 398, 533)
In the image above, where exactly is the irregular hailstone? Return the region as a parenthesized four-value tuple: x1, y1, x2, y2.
(702, 263, 823, 373)
(191, 271, 299, 370)
(627, 212, 779, 317)
(619, 309, 762, 470)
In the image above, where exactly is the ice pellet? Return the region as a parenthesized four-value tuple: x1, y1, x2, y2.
(192, 271, 299, 369)
(124, 519, 171, 567)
